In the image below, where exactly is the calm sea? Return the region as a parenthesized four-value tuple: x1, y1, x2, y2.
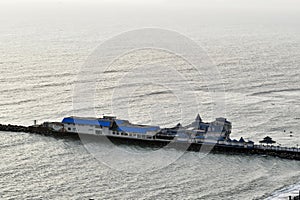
(0, 1, 300, 199)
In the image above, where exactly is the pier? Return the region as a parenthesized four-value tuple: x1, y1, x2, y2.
(0, 123, 299, 161)
(0, 123, 78, 139)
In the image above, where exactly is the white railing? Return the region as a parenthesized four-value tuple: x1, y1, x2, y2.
(254, 145, 299, 152)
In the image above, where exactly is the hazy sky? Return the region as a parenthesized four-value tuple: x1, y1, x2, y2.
(1, 0, 299, 35)
(1, 0, 300, 15)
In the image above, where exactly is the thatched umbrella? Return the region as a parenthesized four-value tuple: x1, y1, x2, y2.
(259, 136, 276, 145)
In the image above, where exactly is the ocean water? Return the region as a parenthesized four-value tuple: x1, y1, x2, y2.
(0, 1, 300, 199)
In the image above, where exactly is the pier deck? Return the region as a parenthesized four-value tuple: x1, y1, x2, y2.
(0, 123, 299, 161)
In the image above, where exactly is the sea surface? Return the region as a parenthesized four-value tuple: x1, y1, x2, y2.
(0, 1, 300, 199)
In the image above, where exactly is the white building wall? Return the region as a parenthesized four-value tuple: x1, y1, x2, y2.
(64, 123, 103, 135)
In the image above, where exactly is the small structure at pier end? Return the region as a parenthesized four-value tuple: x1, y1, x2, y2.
(259, 136, 276, 145)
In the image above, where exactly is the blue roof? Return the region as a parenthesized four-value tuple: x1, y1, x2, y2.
(62, 117, 160, 134)
(113, 119, 159, 134)
(62, 117, 111, 127)
(115, 119, 125, 125)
